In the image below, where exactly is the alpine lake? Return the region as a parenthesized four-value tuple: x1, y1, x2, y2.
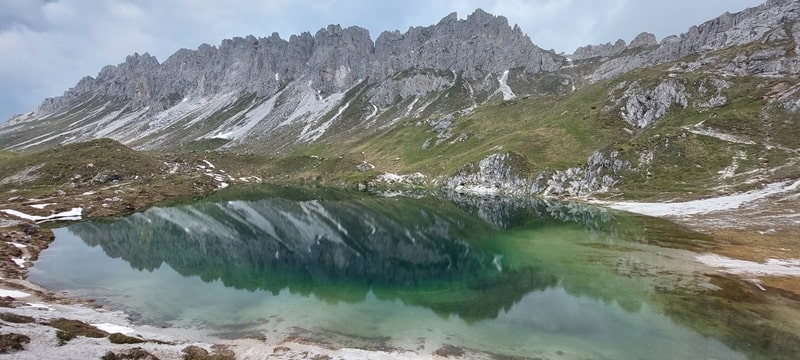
(28, 185, 800, 359)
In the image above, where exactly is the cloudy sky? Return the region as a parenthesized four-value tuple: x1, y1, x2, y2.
(0, 0, 765, 121)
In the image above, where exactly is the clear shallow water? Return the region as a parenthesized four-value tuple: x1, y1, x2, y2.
(29, 187, 800, 359)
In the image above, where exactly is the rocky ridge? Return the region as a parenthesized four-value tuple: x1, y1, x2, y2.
(0, 9, 562, 152)
(584, 0, 800, 82)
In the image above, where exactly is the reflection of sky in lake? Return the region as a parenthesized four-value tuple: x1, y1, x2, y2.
(27, 190, 767, 359)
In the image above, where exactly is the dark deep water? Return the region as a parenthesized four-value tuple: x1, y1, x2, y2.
(29, 186, 800, 359)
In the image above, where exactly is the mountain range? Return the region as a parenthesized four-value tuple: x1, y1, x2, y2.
(1, 0, 799, 199)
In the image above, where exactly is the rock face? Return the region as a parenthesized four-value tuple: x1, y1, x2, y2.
(587, 0, 800, 82)
(2, 9, 564, 151)
(628, 32, 657, 49)
(618, 80, 689, 130)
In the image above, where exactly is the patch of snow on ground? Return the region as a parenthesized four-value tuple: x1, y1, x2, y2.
(0, 289, 30, 298)
(8, 242, 27, 248)
(600, 179, 800, 217)
(697, 254, 800, 276)
(0, 207, 83, 223)
(12, 258, 26, 268)
(93, 323, 136, 334)
(25, 303, 52, 309)
(29, 203, 55, 209)
(202, 160, 215, 169)
(497, 70, 517, 101)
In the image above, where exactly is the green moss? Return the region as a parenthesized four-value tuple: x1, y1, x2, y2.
(0, 312, 35, 324)
(47, 318, 109, 338)
(0, 333, 30, 354)
(109, 332, 145, 344)
(56, 330, 76, 346)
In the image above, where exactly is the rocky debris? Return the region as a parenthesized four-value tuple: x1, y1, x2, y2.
(91, 172, 122, 184)
(356, 162, 375, 172)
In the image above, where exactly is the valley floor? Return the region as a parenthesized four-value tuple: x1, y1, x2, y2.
(0, 177, 799, 359)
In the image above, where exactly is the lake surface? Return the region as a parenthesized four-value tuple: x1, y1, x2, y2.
(29, 186, 800, 359)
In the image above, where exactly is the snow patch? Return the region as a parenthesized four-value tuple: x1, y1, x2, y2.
(29, 203, 56, 209)
(697, 254, 800, 276)
(497, 70, 517, 101)
(0, 289, 30, 298)
(93, 323, 136, 335)
(12, 258, 26, 268)
(25, 302, 52, 309)
(0, 207, 83, 223)
(600, 179, 800, 217)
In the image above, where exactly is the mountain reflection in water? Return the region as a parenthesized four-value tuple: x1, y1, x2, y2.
(30, 187, 800, 359)
(70, 193, 605, 320)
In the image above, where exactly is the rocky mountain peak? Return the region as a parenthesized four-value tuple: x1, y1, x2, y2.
(629, 32, 657, 48)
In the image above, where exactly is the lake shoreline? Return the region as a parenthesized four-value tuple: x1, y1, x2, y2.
(1, 180, 799, 359)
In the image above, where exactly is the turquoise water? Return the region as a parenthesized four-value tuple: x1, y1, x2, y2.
(29, 187, 800, 359)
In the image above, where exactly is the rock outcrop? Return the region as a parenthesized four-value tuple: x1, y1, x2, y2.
(446, 151, 630, 197)
(571, 39, 628, 61)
